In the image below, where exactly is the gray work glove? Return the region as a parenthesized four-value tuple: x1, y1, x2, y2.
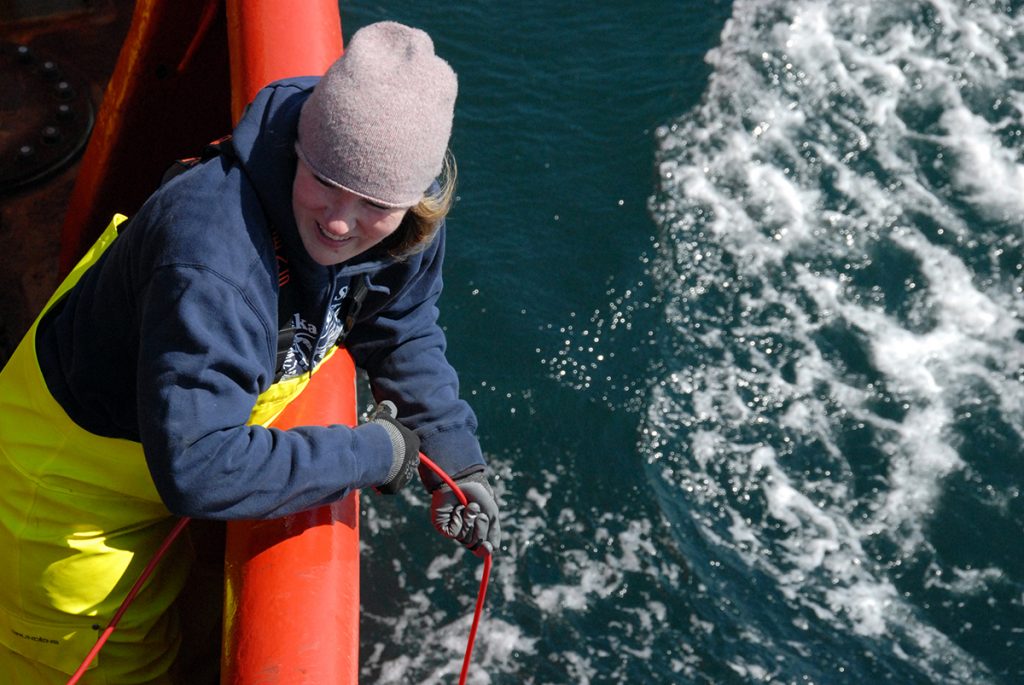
(431, 471, 500, 557)
(370, 401, 420, 495)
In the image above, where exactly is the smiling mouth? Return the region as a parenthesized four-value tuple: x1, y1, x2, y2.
(317, 221, 353, 244)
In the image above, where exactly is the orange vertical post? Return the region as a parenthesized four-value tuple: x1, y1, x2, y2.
(221, 353, 361, 685)
(220, 2, 359, 683)
(225, 0, 344, 122)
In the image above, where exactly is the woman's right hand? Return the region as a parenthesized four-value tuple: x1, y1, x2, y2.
(369, 401, 420, 494)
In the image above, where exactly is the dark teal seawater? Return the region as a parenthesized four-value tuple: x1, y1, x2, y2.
(344, 2, 1024, 683)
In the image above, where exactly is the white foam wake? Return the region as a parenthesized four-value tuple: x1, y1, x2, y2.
(638, 0, 1024, 680)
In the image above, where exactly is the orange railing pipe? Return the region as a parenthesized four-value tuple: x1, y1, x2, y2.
(221, 2, 357, 683)
(225, 0, 343, 121)
(221, 353, 360, 685)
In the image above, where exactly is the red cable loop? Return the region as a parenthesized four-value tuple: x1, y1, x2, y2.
(418, 453, 493, 685)
(66, 455, 491, 685)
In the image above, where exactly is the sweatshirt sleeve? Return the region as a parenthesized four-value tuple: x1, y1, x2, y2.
(344, 224, 486, 491)
(135, 263, 394, 519)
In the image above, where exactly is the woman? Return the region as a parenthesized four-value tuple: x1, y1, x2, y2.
(0, 21, 499, 683)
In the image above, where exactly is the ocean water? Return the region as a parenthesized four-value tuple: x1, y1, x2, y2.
(344, 1, 1024, 683)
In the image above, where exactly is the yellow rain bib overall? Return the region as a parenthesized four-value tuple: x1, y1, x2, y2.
(0, 215, 331, 683)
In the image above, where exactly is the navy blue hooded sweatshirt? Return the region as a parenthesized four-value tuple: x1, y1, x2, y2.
(36, 77, 485, 519)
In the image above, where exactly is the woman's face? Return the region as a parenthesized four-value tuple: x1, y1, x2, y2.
(292, 158, 409, 266)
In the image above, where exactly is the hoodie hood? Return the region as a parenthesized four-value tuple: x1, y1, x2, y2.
(231, 77, 321, 279)
(230, 77, 398, 280)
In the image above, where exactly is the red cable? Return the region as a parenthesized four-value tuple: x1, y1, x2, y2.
(419, 453, 493, 685)
(65, 516, 192, 685)
(462, 553, 492, 684)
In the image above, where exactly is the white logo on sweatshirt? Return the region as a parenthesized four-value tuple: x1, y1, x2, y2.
(279, 284, 349, 380)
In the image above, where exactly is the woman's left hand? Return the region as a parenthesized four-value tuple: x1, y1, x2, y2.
(430, 472, 500, 557)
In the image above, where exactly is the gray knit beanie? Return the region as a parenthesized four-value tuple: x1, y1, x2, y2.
(296, 21, 457, 208)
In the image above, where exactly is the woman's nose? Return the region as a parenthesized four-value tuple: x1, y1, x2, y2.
(323, 194, 357, 233)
